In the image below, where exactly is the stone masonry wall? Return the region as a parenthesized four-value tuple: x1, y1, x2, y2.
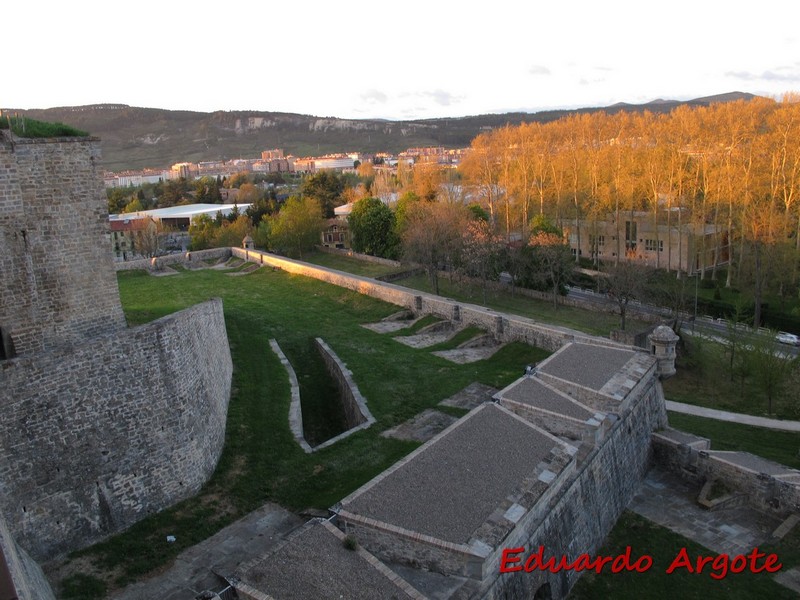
(114, 247, 232, 272)
(0, 510, 56, 600)
(314, 338, 374, 430)
(0, 135, 126, 355)
(479, 375, 666, 599)
(653, 433, 800, 518)
(0, 299, 232, 560)
(231, 249, 641, 355)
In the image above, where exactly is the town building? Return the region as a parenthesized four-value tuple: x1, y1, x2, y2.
(564, 210, 729, 274)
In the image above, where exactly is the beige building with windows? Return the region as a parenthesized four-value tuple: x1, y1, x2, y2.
(564, 211, 728, 274)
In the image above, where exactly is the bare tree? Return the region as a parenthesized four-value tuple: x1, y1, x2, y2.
(402, 202, 467, 295)
(603, 262, 650, 331)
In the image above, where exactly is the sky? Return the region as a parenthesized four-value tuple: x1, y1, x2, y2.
(5, 0, 799, 121)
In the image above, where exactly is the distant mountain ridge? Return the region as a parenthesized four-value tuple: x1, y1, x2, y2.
(4, 92, 760, 171)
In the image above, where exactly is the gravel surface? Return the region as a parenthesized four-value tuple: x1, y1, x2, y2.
(242, 521, 418, 599)
(540, 344, 635, 390)
(344, 405, 558, 544)
(502, 377, 594, 420)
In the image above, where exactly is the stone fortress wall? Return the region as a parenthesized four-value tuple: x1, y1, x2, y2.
(230, 247, 635, 354)
(1, 298, 231, 560)
(0, 132, 233, 592)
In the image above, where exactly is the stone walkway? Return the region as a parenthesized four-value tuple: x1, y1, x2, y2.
(629, 467, 780, 556)
(666, 400, 800, 432)
(110, 503, 303, 600)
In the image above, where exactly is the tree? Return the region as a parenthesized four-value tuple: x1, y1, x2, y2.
(267, 196, 324, 258)
(745, 332, 797, 415)
(348, 197, 398, 258)
(602, 262, 650, 331)
(528, 230, 574, 309)
(460, 219, 505, 305)
(194, 176, 222, 203)
(188, 214, 217, 250)
(122, 197, 143, 214)
(213, 215, 253, 248)
(524, 215, 574, 309)
(160, 178, 190, 206)
(134, 219, 162, 258)
(402, 201, 467, 295)
(300, 171, 345, 218)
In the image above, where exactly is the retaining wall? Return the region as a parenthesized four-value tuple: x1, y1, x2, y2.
(653, 431, 800, 518)
(0, 511, 56, 600)
(231, 249, 640, 356)
(114, 247, 232, 271)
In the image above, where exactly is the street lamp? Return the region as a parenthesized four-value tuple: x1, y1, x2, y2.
(692, 270, 699, 334)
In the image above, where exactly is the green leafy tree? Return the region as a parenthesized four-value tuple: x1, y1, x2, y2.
(188, 214, 217, 250)
(194, 176, 222, 203)
(214, 215, 253, 248)
(160, 178, 190, 206)
(300, 171, 345, 218)
(268, 196, 324, 258)
(122, 198, 144, 214)
(348, 197, 398, 258)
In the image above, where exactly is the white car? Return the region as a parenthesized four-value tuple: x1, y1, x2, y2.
(775, 332, 800, 346)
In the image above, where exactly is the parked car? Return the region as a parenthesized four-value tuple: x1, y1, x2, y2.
(775, 332, 800, 346)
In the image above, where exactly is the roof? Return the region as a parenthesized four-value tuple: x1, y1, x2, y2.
(238, 519, 423, 599)
(134, 203, 252, 220)
(334, 202, 354, 217)
(339, 403, 564, 544)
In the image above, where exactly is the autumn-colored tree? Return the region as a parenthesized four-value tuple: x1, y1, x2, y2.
(401, 201, 467, 295)
(528, 217, 573, 309)
(460, 218, 505, 305)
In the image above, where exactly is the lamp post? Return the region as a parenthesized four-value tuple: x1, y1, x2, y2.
(692, 270, 699, 334)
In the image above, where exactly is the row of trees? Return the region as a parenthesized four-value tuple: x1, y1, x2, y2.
(459, 96, 800, 323)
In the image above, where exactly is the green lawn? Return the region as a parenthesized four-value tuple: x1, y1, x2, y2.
(300, 250, 407, 278)
(60, 266, 548, 592)
(666, 412, 800, 470)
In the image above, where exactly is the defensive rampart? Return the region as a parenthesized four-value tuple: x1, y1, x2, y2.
(231, 248, 639, 355)
(481, 370, 665, 599)
(0, 298, 232, 560)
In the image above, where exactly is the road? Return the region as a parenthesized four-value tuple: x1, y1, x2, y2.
(565, 286, 800, 358)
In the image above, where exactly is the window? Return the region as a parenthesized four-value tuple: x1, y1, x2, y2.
(645, 239, 663, 252)
(625, 221, 637, 252)
(589, 234, 605, 247)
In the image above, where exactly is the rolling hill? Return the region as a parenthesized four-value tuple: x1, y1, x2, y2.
(3, 92, 760, 172)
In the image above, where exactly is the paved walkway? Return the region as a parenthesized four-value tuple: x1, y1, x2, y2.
(666, 400, 800, 432)
(110, 503, 303, 600)
(629, 467, 780, 556)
